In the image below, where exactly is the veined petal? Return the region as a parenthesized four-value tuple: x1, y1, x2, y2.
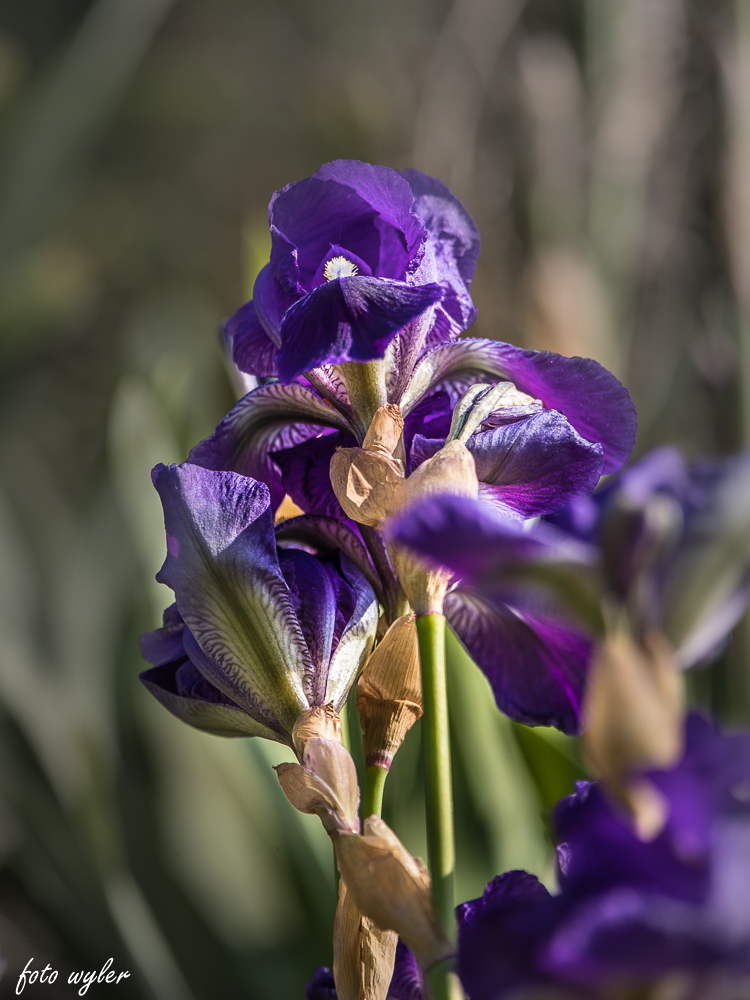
(276, 277, 443, 382)
(140, 662, 285, 741)
(189, 382, 354, 510)
(152, 463, 312, 731)
(470, 411, 604, 518)
(275, 514, 384, 605)
(445, 590, 592, 734)
(401, 339, 636, 474)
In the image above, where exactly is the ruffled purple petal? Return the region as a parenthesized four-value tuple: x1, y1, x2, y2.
(410, 411, 603, 519)
(402, 339, 636, 474)
(276, 276, 443, 382)
(139, 603, 186, 666)
(272, 431, 353, 520)
(270, 161, 425, 286)
(189, 382, 354, 510)
(152, 462, 311, 731)
(470, 411, 604, 518)
(399, 168, 480, 338)
(227, 299, 278, 378)
(445, 589, 592, 734)
(458, 871, 551, 933)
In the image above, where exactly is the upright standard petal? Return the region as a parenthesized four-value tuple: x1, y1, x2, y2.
(152, 463, 311, 732)
(399, 169, 480, 339)
(189, 382, 355, 510)
(227, 299, 279, 378)
(276, 277, 443, 383)
(401, 338, 636, 474)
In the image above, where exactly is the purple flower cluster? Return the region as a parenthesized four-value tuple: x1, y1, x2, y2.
(459, 715, 750, 999)
(138, 158, 750, 1000)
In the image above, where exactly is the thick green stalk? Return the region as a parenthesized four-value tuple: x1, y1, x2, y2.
(417, 613, 462, 1000)
(363, 764, 388, 818)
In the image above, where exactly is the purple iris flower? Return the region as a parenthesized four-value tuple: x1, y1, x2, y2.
(227, 160, 478, 383)
(458, 714, 750, 1000)
(306, 940, 425, 1000)
(389, 493, 597, 734)
(139, 463, 378, 746)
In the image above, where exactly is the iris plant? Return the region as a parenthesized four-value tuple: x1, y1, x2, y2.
(138, 158, 750, 1000)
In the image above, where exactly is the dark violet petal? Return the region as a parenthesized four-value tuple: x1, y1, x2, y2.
(402, 391, 452, 459)
(402, 339, 636, 474)
(399, 168, 480, 337)
(387, 940, 425, 1000)
(322, 551, 378, 711)
(227, 299, 278, 378)
(469, 410, 604, 519)
(275, 514, 383, 605)
(276, 276, 443, 382)
(446, 589, 592, 733)
(253, 256, 301, 342)
(152, 462, 311, 731)
(458, 882, 560, 1000)
(310, 244, 373, 287)
(270, 162, 424, 285)
(389, 494, 595, 588)
(272, 431, 354, 520)
(458, 872, 551, 932)
(139, 603, 185, 666)
(189, 381, 354, 511)
(139, 662, 283, 740)
(305, 967, 337, 1000)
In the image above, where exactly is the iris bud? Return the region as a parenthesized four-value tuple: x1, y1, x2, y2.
(357, 613, 422, 771)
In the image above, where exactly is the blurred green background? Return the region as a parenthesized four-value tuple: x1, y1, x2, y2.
(0, 0, 749, 996)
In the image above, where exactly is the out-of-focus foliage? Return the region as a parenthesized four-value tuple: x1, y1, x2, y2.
(0, 0, 748, 996)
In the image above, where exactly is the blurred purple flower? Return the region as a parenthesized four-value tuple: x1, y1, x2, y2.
(139, 462, 378, 746)
(458, 714, 750, 1000)
(548, 445, 750, 667)
(389, 493, 597, 733)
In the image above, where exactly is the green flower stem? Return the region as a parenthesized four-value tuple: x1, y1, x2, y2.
(363, 764, 388, 818)
(417, 613, 462, 1000)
